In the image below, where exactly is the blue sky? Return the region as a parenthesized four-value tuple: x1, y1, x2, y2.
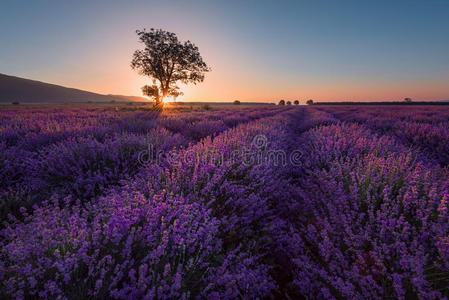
(1, 0, 448, 101)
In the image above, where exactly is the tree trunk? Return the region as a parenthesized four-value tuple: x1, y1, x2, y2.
(161, 88, 168, 103)
(155, 87, 162, 105)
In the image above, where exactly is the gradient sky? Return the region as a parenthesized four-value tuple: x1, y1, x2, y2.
(1, 0, 448, 102)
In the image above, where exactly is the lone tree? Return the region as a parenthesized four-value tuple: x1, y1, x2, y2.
(306, 99, 314, 105)
(404, 97, 412, 103)
(233, 100, 241, 105)
(286, 101, 292, 105)
(294, 100, 299, 105)
(131, 29, 210, 105)
(279, 99, 285, 105)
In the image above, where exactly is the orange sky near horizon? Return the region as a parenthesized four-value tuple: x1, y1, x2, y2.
(36, 69, 449, 103)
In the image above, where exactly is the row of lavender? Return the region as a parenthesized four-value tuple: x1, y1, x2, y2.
(0, 105, 288, 219)
(2, 105, 449, 298)
(316, 105, 449, 166)
(277, 106, 449, 298)
(0, 106, 302, 298)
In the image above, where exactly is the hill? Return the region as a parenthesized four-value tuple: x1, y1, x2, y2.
(0, 73, 147, 103)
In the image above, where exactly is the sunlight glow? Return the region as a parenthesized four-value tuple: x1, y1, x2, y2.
(162, 94, 185, 103)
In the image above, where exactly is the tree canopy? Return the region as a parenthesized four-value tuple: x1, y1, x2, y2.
(131, 29, 210, 104)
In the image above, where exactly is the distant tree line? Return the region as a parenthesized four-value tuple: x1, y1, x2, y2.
(275, 98, 444, 106)
(311, 101, 449, 105)
(278, 99, 302, 105)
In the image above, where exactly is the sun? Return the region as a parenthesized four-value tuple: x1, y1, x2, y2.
(141, 94, 185, 104)
(162, 97, 173, 103)
(162, 94, 185, 103)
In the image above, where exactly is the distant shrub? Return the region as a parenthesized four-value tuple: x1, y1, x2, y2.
(286, 101, 292, 105)
(306, 99, 314, 105)
(202, 104, 211, 110)
(294, 100, 299, 105)
(404, 97, 412, 103)
(233, 100, 241, 105)
(278, 100, 285, 105)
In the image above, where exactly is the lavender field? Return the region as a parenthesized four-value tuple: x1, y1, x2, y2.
(1, 104, 449, 299)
